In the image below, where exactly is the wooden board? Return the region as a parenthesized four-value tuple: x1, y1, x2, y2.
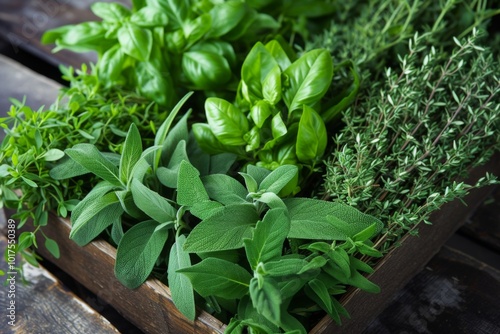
(0, 236, 120, 334)
(363, 246, 500, 333)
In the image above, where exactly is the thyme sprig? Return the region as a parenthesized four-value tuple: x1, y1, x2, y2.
(322, 29, 499, 251)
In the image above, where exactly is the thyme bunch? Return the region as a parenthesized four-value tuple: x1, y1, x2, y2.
(322, 29, 499, 251)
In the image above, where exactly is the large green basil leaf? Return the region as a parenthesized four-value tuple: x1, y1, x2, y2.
(206, 0, 247, 38)
(190, 40, 236, 67)
(193, 123, 240, 155)
(135, 59, 174, 106)
(130, 7, 169, 27)
(91, 2, 130, 21)
(183, 13, 211, 47)
(149, 0, 189, 30)
(241, 42, 279, 104)
(265, 39, 292, 71)
(250, 100, 272, 128)
(98, 44, 126, 83)
(296, 105, 327, 163)
(262, 64, 282, 105)
(53, 22, 108, 53)
(115, 220, 170, 288)
(205, 98, 249, 146)
(182, 51, 231, 90)
(118, 23, 152, 61)
(282, 49, 333, 113)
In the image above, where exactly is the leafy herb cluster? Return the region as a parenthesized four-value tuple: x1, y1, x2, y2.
(49, 93, 383, 332)
(322, 28, 500, 251)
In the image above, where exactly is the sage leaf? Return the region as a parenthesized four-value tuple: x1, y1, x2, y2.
(42, 149, 65, 162)
(177, 160, 209, 206)
(259, 165, 298, 194)
(168, 235, 196, 321)
(249, 277, 281, 326)
(184, 204, 258, 252)
(44, 237, 60, 259)
(119, 123, 142, 184)
(115, 220, 170, 289)
(65, 143, 122, 186)
(201, 174, 248, 205)
(178, 257, 251, 299)
(131, 178, 176, 222)
(244, 208, 289, 269)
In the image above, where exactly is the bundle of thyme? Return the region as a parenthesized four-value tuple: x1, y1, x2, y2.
(322, 28, 499, 251)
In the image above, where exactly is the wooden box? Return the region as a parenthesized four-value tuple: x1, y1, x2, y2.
(17, 154, 499, 334)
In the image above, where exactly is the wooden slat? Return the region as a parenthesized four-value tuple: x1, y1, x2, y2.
(363, 246, 500, 333)
(460, 187, 500, 253)
(20, 212, 227, 334)
(0, 236, 120, 334)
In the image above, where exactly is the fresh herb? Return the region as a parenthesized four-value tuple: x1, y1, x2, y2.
(322, 29, 500, 251)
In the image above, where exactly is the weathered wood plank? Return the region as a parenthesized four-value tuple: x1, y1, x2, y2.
(0, 54, 60, 112)
(0, 236, 120, 334)
(460, 187, 500, 253)
(363, 246, 500, 333)
(310, 153, 500, 333)
(19, 212, 227, 334)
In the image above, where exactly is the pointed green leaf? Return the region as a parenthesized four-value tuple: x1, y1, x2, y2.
(115, 220, 170, 288)
(65, 144, 122, 186)
(177, 160, 209, 206)
(296, 105, 327, 163)
(205, 98, 249, 146)
(131, 178, 176, 222)
(120, 123, 142, 184)
(118, 23, 152, 61)
(184, 204, 258, 252)
(249, 277, 281, 326)
(168, 235, 196, 321)
(178, 257, 251, 299)
(244, 208, 289, 269)
(259, 165, 298, 194)
(201, 174, 248, 205)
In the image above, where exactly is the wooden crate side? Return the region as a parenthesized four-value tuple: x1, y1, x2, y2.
(311, 153, 500, 333)
(22, 212, 225, 334)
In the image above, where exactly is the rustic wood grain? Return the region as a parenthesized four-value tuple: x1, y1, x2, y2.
(0, 236, 120, 334)
(310, 153, 500, 334)
(460, 187, 500, 253)
(20, 212, 226, 334)
(363, 246, 500, 333)
(0, 54, 60, 118)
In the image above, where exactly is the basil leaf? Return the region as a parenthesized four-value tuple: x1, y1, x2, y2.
(250, 100, 272, 128)
(150, 0, 188, 30)
(271, 112, 287, 140)
(130, 7, 169, 27)
(115, 220, 170, 289)
(91, 2, 130, 21)
(135, 59, 174, 106)
(182, 51, 231, 90)
(54, 22, 108, 53)
(241, 42, 278, 104)
(98, 44, 126, 83)
(184, 204, 258, 252)
(244, 208, 290, 269)
(183, 13, 211, 47)
(118, 23, 152, 61)
(178, 257, 252, 299)
(206, 0, 247, 38)
(205, 98, 249, 146)
(168, 235, 196, 321)
(282, 49, 333, 112)
(265, 39, 292, 71)
(262, 64, 282, 105)
(296, 105, 327, 163)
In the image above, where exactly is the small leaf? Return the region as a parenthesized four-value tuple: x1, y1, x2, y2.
(130, 7, 169, 27)
(115, 220, 170, 289)
(249, 277, 281, 326)
(91, 2, 130, 21)
(259, 165, 298, 194)
(296, 105, 327, 163)
(205, 97, 249, 146)
(42, 149, 65, 162)
(201, 174, 248, 205)
(44, 237, 60, 259)
(178, 257, 251, 299)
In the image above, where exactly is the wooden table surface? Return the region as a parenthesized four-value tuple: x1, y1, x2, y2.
(1, 2, 500, 333)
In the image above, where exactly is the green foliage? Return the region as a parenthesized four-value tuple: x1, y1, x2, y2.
(193, 39, 351, 185)
(41, 0, 292, 106)
(322, 29, 500, 251)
